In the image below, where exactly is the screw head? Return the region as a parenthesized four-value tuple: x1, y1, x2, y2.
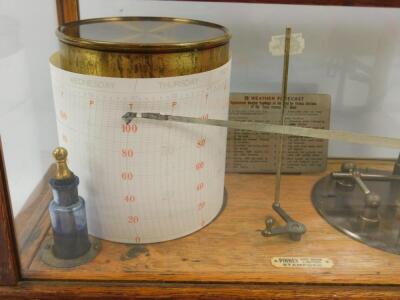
(265, 217, 275, 229)
(341, 162, 355, 173)
(365, 193, 381, 208)
(289, 223, 306, 234)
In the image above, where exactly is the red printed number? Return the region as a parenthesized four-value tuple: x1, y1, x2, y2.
(128, 216, 139, 224)
(121, 172, 133, 181)
(197, 137, 206, 148)
(196, 161, 205, 170)
(198, 201, 206, 210)
(196, 182, 205, 191)
(124, 195, 135, 203)
(122, 123, 137, 133)
(60, 110, 68, 120)
(122, 149, 134, 157)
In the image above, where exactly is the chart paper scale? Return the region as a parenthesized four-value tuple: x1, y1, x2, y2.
(50, 56, 231, 243)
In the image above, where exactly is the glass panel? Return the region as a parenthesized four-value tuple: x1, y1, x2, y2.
(0, 0, 58, 216)
(1, 0, 400, 288)
(0, 0, 58, 276)
(62, 18, 228, 44)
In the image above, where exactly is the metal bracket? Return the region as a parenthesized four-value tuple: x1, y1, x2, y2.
(261, 203, 306, 241)
(311, 155, 400, 255)
(331, 162, 386, 231)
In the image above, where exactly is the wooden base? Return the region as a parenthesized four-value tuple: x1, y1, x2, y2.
(3, 281, 400, 299)
(13, 159, 400, 287)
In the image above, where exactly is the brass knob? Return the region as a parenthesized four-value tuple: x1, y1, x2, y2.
(53, 147, 72, 180)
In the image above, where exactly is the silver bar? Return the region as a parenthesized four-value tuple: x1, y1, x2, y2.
(332, 172, 400, 182)
(354, 176, 371, 195)
(130, 113, 400, 150)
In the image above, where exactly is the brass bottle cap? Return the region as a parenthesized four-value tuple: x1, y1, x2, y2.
(53, 147, 73, 180)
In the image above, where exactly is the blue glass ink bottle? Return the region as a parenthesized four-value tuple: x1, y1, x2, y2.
(48, 147, 91, 259)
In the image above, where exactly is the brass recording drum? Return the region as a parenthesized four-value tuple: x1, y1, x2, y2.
(52, 17, 232, 244)
(56, 16, 230, 77)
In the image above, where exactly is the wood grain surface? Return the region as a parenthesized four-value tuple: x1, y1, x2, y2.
(18, 159, 400, 286)
(56, 0, 80, 25)
(14, 165, 54, 271)
(2, 280, 400, 299)
(0, 139, 20, 285)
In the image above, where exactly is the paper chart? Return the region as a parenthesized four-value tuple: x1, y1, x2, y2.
(50, 54, 231, 243)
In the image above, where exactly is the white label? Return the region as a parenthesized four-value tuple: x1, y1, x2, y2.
(269, 33, 305, 56)
(271, 257, 334, 268)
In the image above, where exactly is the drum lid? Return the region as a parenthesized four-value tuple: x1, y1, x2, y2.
(57, 16, 231, 53)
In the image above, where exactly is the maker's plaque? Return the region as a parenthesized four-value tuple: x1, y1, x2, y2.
(226, 93, 331, 173)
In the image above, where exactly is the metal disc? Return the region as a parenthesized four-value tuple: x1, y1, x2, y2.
(312, 168, 400, 255)
(41, 236, 102, 268)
